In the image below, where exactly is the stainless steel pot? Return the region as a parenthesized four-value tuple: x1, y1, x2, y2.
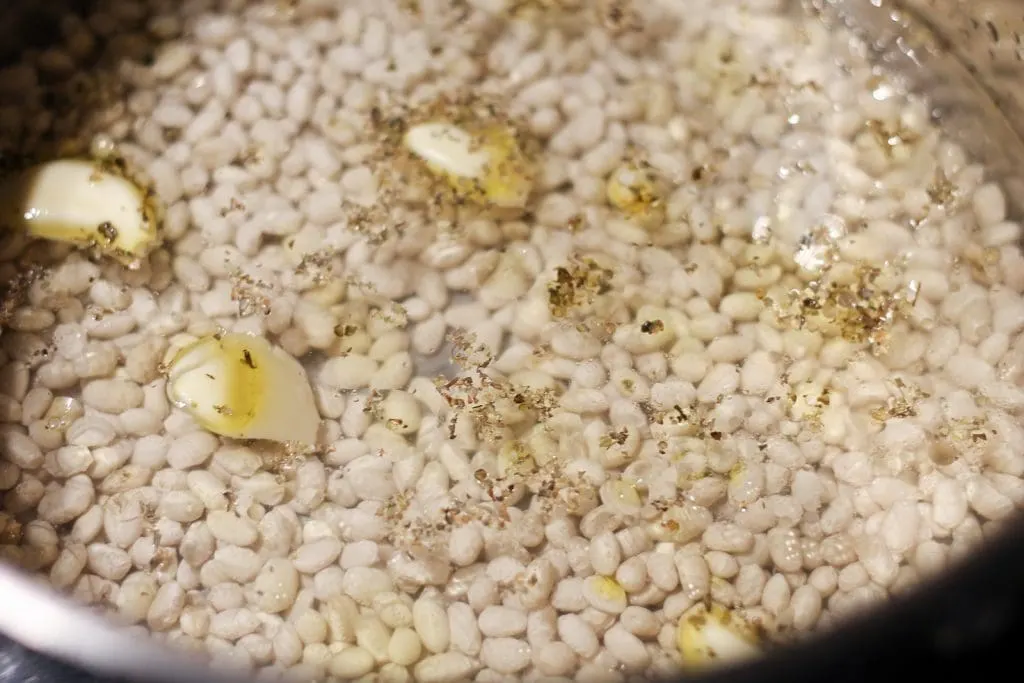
(811, 0, 1024, 215)
(1, 1, 1023, 682)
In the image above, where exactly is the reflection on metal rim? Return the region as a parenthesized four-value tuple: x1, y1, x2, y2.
(808, 0, 1024, 216)
(0, 563, 240, 683)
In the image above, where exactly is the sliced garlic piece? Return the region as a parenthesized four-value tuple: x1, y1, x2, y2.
(165, 332, 319, 445)
(0, 159, 160, 267)
(404, 121, 534, 209)
(676, 603, 761, 669)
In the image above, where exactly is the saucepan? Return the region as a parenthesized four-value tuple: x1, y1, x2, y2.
(1, 0, 1023, 682)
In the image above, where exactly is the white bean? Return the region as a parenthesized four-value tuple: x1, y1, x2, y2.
(556, 614, 599, 658)
(413, 596, 450, 653)
(478, 606, 527, 638)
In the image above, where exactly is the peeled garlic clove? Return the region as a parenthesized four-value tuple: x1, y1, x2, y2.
(498, 440, 537, 479)
(404, 121, 534, 209)
(606, 161, 666, 229)
(406, 123, 488, 176)
(676, 603, 761, 668)
(521, 424, 557, 467)
(583, 575, 628, 612)
(165, 332, 320, 445)
(0, 159, 160, 267)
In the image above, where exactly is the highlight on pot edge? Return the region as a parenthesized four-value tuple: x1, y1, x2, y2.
(0, 0, 1022, 681)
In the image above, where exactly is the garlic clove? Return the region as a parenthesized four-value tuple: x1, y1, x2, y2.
(405, 122, 489, 178)
(0, 159, 160, 267)
(404, 121, 534, 209)
(521, 424, 557, 467)
(676, 603, 761, 668)
(497, 440, 537, 478)
(165, 332, 320, 445)
(606, 161, 666, 230)
(586, 575, 628, 607)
